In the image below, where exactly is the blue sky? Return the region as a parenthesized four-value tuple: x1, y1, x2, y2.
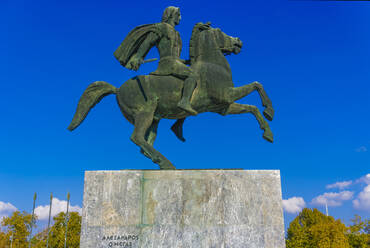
(1, 0, 369, 232)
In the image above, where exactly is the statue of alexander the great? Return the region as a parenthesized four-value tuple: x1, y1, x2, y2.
(68, 6, 275, 169)
(114, 6, 204, 115)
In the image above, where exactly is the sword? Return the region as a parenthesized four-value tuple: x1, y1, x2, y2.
(142, 58, 158, 64)
(126, 58, 158, 71)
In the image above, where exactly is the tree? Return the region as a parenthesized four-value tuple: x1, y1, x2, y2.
(1, 211, 36, 248)
(1, 211, 82, 248)
(0, 231, 8, 248)
(365, 219, 370, 234)
(286, 208, 350, 248)
(347, 215, 369, 248)
(45, 211, 81, 248)
(30, 229, 47, 248)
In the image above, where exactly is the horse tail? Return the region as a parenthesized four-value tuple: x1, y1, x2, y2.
(67, 81, 117, 131)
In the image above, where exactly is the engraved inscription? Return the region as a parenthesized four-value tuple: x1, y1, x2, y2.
(102, 234, 139, 247)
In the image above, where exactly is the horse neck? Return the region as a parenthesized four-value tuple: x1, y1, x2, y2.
(198, 49, 230, 70)
(192, 37, 231, 73)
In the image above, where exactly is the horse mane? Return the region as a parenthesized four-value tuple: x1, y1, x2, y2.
(189, 22, 211, 64)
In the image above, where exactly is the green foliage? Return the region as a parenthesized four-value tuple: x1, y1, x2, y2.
(1, 211, 36, 248)
(286, 208, 370, 248)
(346, 215, 370, 248)
(41, 211, 81, 248)
(0, 210, 81, 248)
(0, 231, 8, 247)
(365, 219, 370, 234)
(286, 208, 350, 248)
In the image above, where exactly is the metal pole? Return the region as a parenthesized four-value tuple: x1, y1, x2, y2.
(64, 193, 70, 248)
(46, 193, 53, 248)
(28, 193, 37, 248)
(10, 233, 13, 248)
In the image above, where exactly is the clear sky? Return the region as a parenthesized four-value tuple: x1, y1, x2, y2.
(1, 0, 369, 232)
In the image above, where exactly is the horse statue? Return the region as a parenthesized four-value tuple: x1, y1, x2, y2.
(67, 24, 274, 170)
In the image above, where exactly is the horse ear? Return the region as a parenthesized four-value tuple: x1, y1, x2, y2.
(195, 22, 212, 32)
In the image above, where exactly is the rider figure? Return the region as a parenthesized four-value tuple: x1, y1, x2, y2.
(115, 6, 199, 115)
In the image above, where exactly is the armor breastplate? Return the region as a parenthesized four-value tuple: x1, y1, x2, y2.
(150, 22, 192, 78)
(157, 23, 182, 59)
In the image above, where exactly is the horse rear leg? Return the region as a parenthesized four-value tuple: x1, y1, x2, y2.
(140, 119, 159, 158)
(170, 118, 186, 142)
(227, 82, 274, 121)
(131, 112, 175, 169)
(225, 103, 273, 143)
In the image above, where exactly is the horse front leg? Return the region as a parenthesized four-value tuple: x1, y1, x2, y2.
(225, 103, 273, 143)
(226, 81, 274, 121)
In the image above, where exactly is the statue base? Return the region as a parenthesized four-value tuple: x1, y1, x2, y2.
(80, 170, 286, 248)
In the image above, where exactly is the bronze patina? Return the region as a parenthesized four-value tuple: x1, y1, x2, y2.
(68, 6, 274, 170)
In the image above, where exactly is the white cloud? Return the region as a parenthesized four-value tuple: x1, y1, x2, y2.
(311, 191, 354, 207)
(355, 146, 367, 152)
(326, 180, 352, 190)
(34, 198, 81, 220)
(355, 174, 370, 185)
(353, 185, 370, 211)
(282, 197, 306, 214)
(0, 201, 17, 213)
(0, 201, 17, 221)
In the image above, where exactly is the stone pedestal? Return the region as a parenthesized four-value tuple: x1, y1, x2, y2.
(80, 170, 285, 248)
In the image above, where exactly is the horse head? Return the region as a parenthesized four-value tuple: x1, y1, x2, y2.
(190, 23, 243, 63)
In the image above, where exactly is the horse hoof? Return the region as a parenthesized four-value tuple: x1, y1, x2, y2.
(170, 124, 186, 142)
(263, 107, 274, 121)
(263, 129, 274, 143)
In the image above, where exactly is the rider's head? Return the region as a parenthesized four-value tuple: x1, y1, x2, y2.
(162, 6, 181, 26)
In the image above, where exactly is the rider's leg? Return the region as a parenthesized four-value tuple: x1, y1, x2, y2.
(178, 75, 198, 115)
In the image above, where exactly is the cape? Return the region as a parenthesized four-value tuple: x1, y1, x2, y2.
(113, 24, 160, 69)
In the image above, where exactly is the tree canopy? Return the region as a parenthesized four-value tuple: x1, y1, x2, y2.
(347, 215, 370, 248)
(286, 208, 370, 248)
(0, 211, 80, 248)
(0, 211, 35, 248)
(286, 208, 349, 248)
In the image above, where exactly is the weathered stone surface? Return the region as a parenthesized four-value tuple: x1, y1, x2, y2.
(80, 170, 285, 248)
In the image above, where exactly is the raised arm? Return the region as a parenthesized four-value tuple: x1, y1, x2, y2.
(126, 32, 160, 71)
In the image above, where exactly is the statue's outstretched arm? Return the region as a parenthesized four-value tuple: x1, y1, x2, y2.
(127, 32, 160, 71)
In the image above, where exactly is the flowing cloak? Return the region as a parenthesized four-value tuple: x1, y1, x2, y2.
(113, 24, 161, 69)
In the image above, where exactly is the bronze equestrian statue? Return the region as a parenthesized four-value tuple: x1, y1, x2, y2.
(68, 6, 274, 170)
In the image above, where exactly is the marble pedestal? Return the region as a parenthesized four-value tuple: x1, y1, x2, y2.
(80, 170, 285, 248)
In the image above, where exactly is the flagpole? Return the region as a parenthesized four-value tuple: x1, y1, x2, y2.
(46, 193, 53, 248)
(10, 233, 13, 248)
(64, 193, 70, 248)
(28, 193, 37, 248)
